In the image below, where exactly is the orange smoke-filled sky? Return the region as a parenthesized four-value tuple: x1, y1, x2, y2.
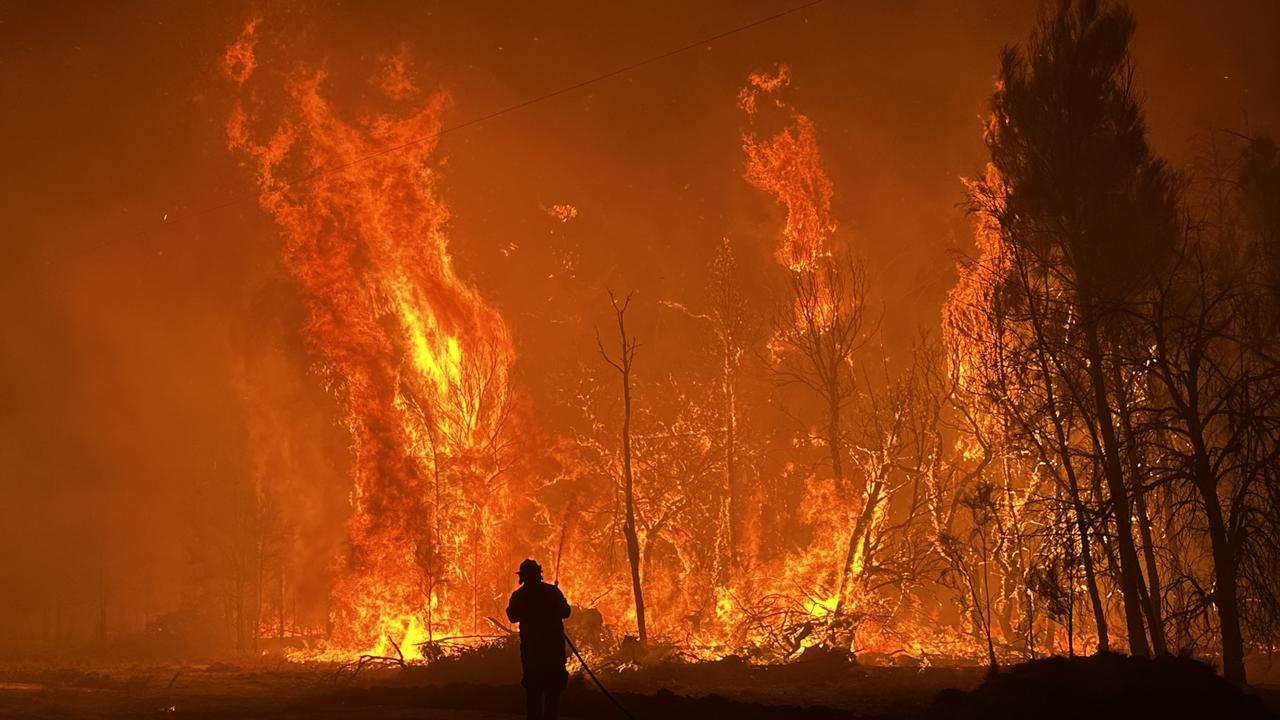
(1, 0, 1277, 641)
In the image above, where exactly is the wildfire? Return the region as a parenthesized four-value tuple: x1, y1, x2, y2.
(737, 64, 895, 656)
(224, 21, 515, 661)
(739, 64, 835, 272)
(217, 27, 1043, 668)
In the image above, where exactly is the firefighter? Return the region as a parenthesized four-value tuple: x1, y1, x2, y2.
(505, 558, 571, 720)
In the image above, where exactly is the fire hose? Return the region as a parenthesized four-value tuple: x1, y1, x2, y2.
(564, 631, 637, 720)
(555, 505, 635, 718)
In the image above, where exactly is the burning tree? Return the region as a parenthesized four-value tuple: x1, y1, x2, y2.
(223, 22, 520, 660)
(963, 0, 1184, 659)
(946, 1, 1280, 683)
(193, 4, 1280, 680)
(596, 291, 647, 645)
(740, 64, 881, 651)
(662, 238, 753, 576)
(946, 164, 1115, 655)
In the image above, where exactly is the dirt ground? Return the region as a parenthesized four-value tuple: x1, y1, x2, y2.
(0, 657, 981, 719)
(1, 654, 1275, 719)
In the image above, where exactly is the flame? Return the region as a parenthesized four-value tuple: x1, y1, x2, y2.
(944, 163, 1010, 389)
(216, 27, 1061, 666)
(739, 64, 835, 271)
(225, 21, 515, 661)
(737, 65, 872, 653)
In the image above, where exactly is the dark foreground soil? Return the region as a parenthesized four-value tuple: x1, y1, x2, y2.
(0, 653, 1275, 719)
(925, 653, 1276, 719)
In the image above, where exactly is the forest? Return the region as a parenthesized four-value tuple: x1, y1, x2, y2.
(3, 0, 1279, 717)
(215, 0, 1280, 685)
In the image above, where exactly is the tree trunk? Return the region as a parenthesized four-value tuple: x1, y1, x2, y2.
(600, 295, 647, 645)
(1133, 488, 1167, 654)
(827, 388, 844, 481)
(980, 530, 999, 671)
(1112, 362, 1168, 655)
(1188, 434, 1246, 684)
(1067, 558, 1076, 656)
(1203, 486, 1246, 684)
(278, 557, 286, 638)
(833, 475, 883, 647)
(1022, 286, 1110, 652)
(1069, 475, 1109, 652)
(1083, 323, 1151, 657)
(620, 358, 646, 644)
(724, 352, 739, 572)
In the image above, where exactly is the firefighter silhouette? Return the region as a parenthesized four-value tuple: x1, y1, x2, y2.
(506, 558, 571, 720)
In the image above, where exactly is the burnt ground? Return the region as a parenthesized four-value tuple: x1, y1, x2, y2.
(0, 652, 1276, 720)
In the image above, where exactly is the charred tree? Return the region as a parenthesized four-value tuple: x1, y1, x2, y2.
(772, 256, 867, 487)
(711, 238, 748, 573)
(1013, 246, 1114, 653)
(1110, 359, 1169, 655)
(1133, 242, 1264, 684)
(978, 0, 1183, 657)
(772, 254, 870, 644)
(598, 291, 647, 645)
(952, 173, 1114, 653)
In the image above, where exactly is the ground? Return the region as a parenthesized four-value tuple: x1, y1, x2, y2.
(1, 651, 1276, 719)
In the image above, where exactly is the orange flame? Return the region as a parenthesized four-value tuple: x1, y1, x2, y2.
(739, 64, 835, 272)
(225, 21, 515, 660)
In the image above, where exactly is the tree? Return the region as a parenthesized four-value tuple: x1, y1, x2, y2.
(770, 254, 874, 646)
(772, 255, 868, 484)
(1130, 243, 1258, 682)
(710, 239, 749, 573)
(974, 0, 1182, 657)
(659, 237, 751, 576)
(1234, 137, 1280, 676)
(1129, 136, 1280, 683)
(950, 167, 1113, 653)
(598, 291, 647, 644)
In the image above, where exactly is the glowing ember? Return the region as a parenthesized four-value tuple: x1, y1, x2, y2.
(545, 204, 579, 223)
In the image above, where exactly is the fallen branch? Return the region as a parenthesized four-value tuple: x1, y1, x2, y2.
(486, 616, 516, 635)
(333, 636, 408, 681)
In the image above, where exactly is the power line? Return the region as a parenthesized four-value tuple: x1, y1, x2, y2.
(99, 0, 828, 252)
